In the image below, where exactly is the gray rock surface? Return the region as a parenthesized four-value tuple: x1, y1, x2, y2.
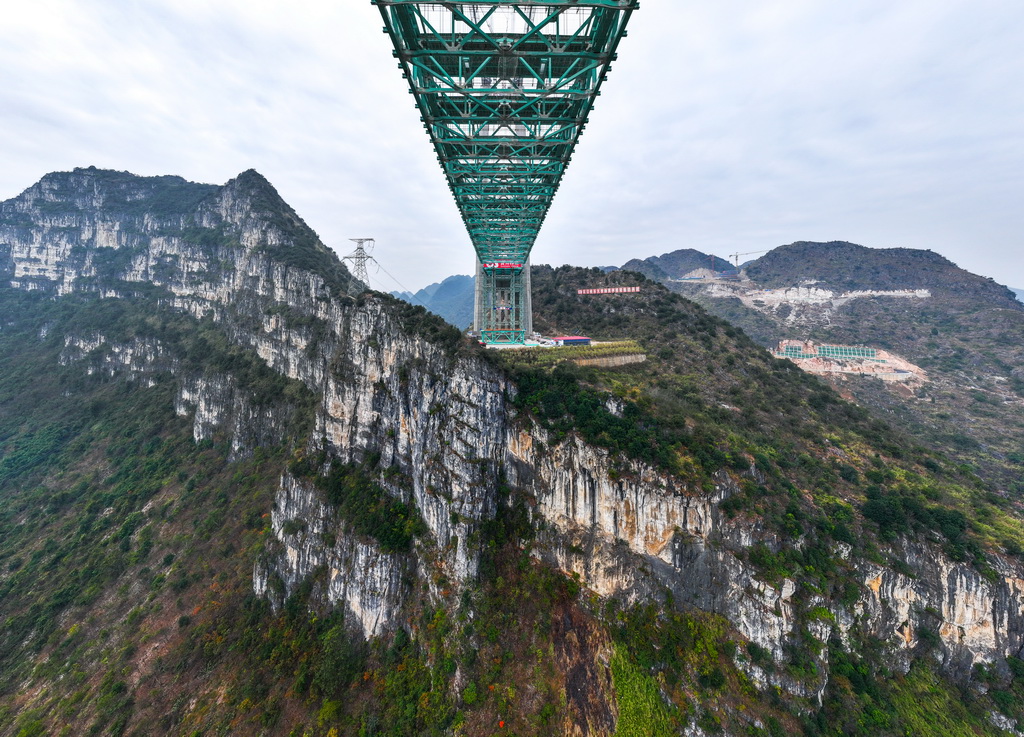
(4, 168, 1023, 697)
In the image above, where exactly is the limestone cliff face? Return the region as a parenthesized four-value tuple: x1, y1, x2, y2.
(58, 332, 293, 459)
(504, 427, 1024, 692)
(4, 169, 1023, 702)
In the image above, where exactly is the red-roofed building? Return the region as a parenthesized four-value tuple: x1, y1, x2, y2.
(552, 336, 591, 346)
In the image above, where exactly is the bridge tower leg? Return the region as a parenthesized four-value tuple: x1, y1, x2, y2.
(475, 260, 532, 345)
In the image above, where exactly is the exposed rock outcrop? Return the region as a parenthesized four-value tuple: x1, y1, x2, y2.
(4, 169, 1023, 707)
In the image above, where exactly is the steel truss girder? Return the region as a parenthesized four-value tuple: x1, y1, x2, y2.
(379, 0, 631, 8)
(374, 0, 636, 270)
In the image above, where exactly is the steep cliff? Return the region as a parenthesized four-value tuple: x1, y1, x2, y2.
(2, 170, 1023, 736)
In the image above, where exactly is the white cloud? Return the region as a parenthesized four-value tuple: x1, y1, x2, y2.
(1, 0, 1022, 289)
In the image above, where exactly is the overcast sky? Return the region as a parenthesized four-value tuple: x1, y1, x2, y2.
(2, 0, 1023, 292)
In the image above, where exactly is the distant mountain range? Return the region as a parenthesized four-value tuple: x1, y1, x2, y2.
(744, 241, 1018, 307)
(394, 255, 1024, 334)
(391, 274, 474, 329)
(393, 251, 733, 328)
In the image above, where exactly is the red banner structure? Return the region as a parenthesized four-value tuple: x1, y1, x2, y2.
(577, 286, 642, 295)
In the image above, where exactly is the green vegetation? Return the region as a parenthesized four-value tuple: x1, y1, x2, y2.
(508, 362, 681, 471)
(291, 455, 426, 553)
(807, 650, 1006, 736)
(377, 293, 467, 356)
(503, 340, 645, 368)
(611, 646, 677, 737)
(863, 486, 975, 558)
(0, 287, 313, 734)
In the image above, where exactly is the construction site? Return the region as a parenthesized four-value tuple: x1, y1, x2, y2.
(773, 339, 927, 384)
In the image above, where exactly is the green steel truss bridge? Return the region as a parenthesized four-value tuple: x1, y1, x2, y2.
(373, 0, 638, 343)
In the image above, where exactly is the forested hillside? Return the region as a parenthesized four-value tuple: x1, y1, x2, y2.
(1, 171, 1023, 736)
(626, 243, 1024, 491)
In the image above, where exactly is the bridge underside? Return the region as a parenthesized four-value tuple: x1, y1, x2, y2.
(374, 0, 636, 343)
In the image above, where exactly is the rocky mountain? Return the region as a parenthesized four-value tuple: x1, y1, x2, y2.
(1, 171, 1024, 736)
(620, 248, 732, 281)
(744, 241, 1019, 308)
(1012, 288, 1024, 304)
(392, 274, 475, 329)
(630, 242, 1024, 493)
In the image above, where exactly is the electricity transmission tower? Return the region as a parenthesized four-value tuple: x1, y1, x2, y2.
(343, 238, 375, 295)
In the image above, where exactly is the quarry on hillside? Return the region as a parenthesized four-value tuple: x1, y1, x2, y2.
(695, 279, 931, 316)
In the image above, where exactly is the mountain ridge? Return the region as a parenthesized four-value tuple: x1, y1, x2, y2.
(392, 273, 475, 329)
(1, 170, 1023, 736)
(623, 242, 1024, 493)
(620, 248, 733, 281)
(744, 240, 1021, 308)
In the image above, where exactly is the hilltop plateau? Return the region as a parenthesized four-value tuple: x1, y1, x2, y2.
(1, 170, 1023, 736)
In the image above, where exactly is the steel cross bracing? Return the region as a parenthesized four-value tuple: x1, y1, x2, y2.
(374, 0, 637, 343)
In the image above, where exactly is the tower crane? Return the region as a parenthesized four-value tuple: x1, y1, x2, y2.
(728, 249, 771, 269)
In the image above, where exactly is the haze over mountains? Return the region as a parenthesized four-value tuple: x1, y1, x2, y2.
(391, 274, 474, 329)
(2, 169, 1024, 736)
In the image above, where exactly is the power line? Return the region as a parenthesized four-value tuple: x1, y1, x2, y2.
(373, 260, 430, 308)
(343, 237, 432, 310)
